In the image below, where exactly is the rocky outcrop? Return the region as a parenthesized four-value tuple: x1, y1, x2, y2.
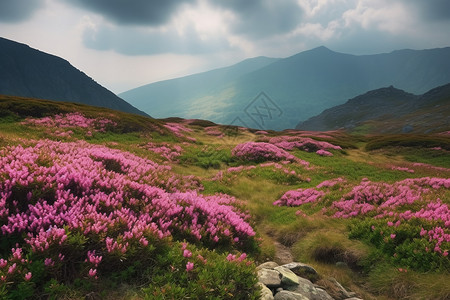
(257, 262, 362, 300)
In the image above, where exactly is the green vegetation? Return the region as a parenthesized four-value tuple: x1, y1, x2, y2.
(0, 96, 449, 299)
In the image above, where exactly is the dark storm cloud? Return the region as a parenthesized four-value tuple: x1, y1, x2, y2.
(209, 0, 303, 38)
(411, 0, 450, 21)
(83, 24, 232, 55)
(69, 0, 195, 26)
(0, 0, 44, 23)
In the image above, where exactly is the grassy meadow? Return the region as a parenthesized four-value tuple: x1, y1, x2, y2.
(0, 95, 449, 299)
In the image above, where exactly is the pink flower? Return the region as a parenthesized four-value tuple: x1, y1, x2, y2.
(8, 263, 16, 274)
(0, 259, 7, 268)
(390, 234, 396, 239)
(186, 262, 194, 272)
(88, 268, 97, 278)
(24, 272, 32, 281)
(183, 250, 192, 258)
(44, 258, 54, 267)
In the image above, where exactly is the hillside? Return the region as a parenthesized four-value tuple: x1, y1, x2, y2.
(0, 37, 147, 116)
(120, 56, 279, 121)
(296, 83, 450, 133)
(121, 46, 450, 130)
(0, 95, 449, 299)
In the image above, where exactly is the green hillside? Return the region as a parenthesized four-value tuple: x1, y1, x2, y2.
(0, 95, 449, 299)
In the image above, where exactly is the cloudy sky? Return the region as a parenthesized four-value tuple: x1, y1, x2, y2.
(1, 0, 450, 94)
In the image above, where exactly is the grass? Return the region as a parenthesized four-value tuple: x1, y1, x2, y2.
(1, 96, 449, 299)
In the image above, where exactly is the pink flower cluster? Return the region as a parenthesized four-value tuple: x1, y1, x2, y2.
(232, 142, 299, 163)
(266, 136, 341, 154)
(412, 162, 450, 173)
(316, 177, 346, 189)
(164, 123, 193, 138)
(316, 149, 333, 157)
(391, 166, 415, 173)
(23, 112, 116, 133)
(143, 142, 183, 162)
(330, 177, 450, 219)
(204, 127, 225, 138)
(273, 188, 325, 207)
(0, 139, 255, 279)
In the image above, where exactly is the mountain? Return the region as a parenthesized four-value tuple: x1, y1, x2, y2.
(0, 37, 147, 116)
(121, 46, 450, 130)
(296, 83, 450, 134)
(120, 56, 279, 122)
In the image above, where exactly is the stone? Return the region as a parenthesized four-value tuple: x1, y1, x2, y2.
(275, 266, 300, 286)
(258, 268, 282, 288)
(282, 262, 319, 277)
(257, 282, 274, 300)
(276, 287, 284, 293)
(285, 277, 316, 299)
(257, 261, 280, 270)
(315, 288, 334, 300)
(274, 290, 309, 300)
(345, 298, 364, 300)
(335, 261, 348, 268)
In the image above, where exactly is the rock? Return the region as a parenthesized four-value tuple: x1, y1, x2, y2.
(258, 268, 282, 288)
(402, 124, 413, 133)
(257, 282, 274, 300)
(274, 290, 309, 300)
(315, 288, 334, 300)
(275, 266, 300, 286)
(282, 262, 319, 280)
(276, 288, 284, 293)
(257, 261, 280, 270)
(345, 298, 363, 300)
(285, 277, 315, 299)
(335, 261, 348, 268)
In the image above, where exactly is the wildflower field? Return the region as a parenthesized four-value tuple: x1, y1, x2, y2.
(0, 95, 449, 299)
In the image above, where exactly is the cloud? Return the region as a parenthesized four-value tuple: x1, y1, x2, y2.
(0, 0, 45, 23)
(82, 23, 232, 55)
(68, 0, 195, 26)
(209, 0, 303, 38)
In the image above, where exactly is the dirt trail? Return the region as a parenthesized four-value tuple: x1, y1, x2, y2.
(273, 240, 294, 265)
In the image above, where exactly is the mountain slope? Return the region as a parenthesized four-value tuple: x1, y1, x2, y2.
(121, 46, 450, 130)
(296, 83, 450, 134)
(120, 56, 279, 120)
(0, 37, 147, 116)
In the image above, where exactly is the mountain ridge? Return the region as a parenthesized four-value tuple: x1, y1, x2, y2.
(0, 37, 147, 116)
(296, 83, 450, 134)
(120, 45, 450, 130)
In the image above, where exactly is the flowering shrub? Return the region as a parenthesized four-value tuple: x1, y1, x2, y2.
(0, 140, 256, 296)
(266, 136, 341, 153)
(391, 166, 415, 173)
(316, 149, 333, 156)
(329, 177, 450, 272)
(142, 142, 183, 162)
(23, 112, 116, 134)
(316, 177, 346, 189)
(204, 126, 225, 138)
(232, 142, 298, 162)
(273, 188, 325, 207)
(164, 122, 193, 138)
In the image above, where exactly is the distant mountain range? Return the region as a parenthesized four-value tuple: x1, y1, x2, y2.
(0, 37, 147, 116)
(296, 83, 450, 134)
(121, 46, 450, 130)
